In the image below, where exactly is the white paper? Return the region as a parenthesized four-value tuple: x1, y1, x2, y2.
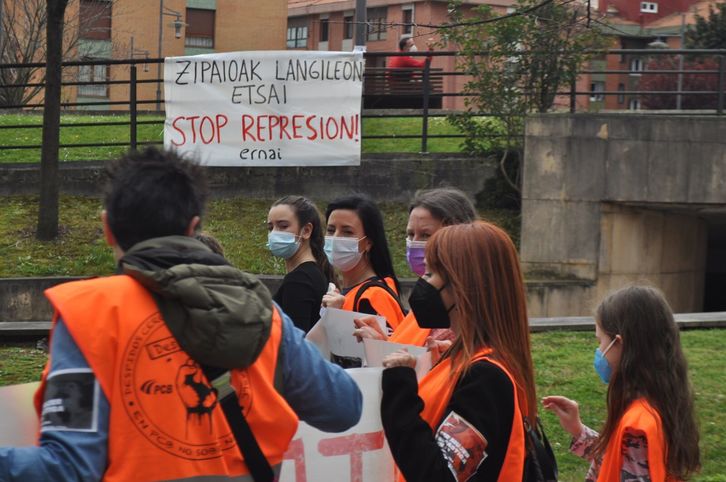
(305, 308, 386, 369)
(0, 382, 40, 446)
(362, 338, 432, 380)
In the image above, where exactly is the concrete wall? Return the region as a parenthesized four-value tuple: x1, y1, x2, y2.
(522, 114, 725, 315)
(0, 153, 497, 203)
(0, 276, 585, 322)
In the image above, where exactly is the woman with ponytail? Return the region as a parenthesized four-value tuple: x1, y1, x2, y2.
(266, 195, 334, 332)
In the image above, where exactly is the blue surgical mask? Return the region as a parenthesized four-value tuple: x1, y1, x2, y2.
(406, 239, 426, 276)
(593, 337, 617, 384)
(267, 231, 300, 259)
(324, 236, 365, 271)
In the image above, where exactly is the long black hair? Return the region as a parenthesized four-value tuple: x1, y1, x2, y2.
(272, 195, 335, 284)
(325, 194, 400, 293)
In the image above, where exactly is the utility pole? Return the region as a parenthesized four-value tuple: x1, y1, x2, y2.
(156, 0, 164, 111)
(354, 0, 366, 49)
(676, 12, 685, 110)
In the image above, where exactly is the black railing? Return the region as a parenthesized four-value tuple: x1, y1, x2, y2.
(1, 49, 725, 161)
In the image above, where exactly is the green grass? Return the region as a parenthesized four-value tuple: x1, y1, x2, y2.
(2, 329, 724, 480)
(0, 195, 519, 278)
(0, 114, 465, 163)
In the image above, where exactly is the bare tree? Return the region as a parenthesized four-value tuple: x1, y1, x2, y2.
(37, 0, 68, 240)
(0, 0, 117, 107)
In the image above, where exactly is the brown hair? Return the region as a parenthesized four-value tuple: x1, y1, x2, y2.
(426, 221, 537, 422)
(594, 285, 700, 479)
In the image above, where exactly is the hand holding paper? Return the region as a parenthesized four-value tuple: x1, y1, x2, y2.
(353, 315, 387, 342)
(381, 350, 417, 369)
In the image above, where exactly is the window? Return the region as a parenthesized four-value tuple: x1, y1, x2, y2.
(320, 18, 329, 42)
(628, 98, 641, 110)
(629, 58, 643, 75)
(79, 0, 112, 40)
(186, 9, 215, 48)
(287, 17, 308, 49)
(366, 7, 387, 41)
(617, 83, 625, 104)
(344, 14, 354, 40)
(590, 82, 605, 101)
(78, 60, 109, 97)
(402, 6, 414, 35)
(641, 2, 658, 13)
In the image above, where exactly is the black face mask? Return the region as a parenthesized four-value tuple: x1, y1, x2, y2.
(408, 277, 454, 329)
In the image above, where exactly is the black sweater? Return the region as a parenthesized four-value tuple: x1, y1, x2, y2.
(381, 360, 515, 482)
(273, 261, 328, 333)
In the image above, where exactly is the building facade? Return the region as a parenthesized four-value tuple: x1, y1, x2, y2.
(287, 0, 517, 109)
(66, 0, 287, 110)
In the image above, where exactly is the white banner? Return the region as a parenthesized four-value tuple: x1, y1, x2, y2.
(163, 51, 364, 167)
(0, 371, 396, 482)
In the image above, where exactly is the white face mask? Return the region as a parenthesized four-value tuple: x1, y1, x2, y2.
(324, 236, 365, 271)
(409, 44, 418, 52)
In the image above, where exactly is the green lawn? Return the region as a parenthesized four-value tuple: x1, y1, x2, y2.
(2, 329, 723, 480)
(0, 195, 519, 278)
(0, 114, 465, 163)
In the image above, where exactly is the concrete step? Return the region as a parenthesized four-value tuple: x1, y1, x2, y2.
(2, 312, 725, 338)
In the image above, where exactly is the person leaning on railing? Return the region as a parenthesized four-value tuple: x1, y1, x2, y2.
(387, 35, 434, 86)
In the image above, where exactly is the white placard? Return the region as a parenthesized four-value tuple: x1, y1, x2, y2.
(0, 373, 397, 482)
(306, 308, 386, 369)
(0, 382, 40, 446)
(163, 51, 364, 167)
(279, 368, 394, 481)
(362, 338, 432, 380)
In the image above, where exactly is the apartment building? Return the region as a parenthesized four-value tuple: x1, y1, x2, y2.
(287, 0, 516, 109)
(68, 0, 286, 109)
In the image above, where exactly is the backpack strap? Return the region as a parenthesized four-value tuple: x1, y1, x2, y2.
(352, 277, 407, 315)
(201, 365, 274, 482)
(522, 416, 558, 482)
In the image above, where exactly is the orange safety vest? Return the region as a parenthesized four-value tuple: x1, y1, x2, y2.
(408, 347, 526, 482)
(342, 276, 406, 330)
(389, 311, 430, 346)
(598, 398, 670, 482)
(37, 275, 298, 482)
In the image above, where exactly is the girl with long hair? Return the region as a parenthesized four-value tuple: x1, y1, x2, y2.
(381, 221, 538, 481)
(322, 194, 405, 331)
(267, 195, 334, 332)
(543, 285, 701, 481)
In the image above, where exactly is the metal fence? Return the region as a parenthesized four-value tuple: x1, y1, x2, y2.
(1, 49, 725, 160)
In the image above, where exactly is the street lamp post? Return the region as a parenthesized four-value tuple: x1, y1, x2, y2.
(156, 0, 185, 111)
(676, 13, 686, 110)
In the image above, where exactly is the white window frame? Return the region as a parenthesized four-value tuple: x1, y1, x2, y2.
(401, 4, 414, 36)
(629, 57, 643, 76)
(628, 98, 641, 111)
(640, 2, 658, 13)
(590, 81, 605, 102)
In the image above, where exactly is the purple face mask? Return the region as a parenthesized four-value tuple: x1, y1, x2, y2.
(406, 239, 427, 276)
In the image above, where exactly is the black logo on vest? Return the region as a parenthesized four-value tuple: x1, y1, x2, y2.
(120, 313, 235, 460)
(140, 379, 174, 395)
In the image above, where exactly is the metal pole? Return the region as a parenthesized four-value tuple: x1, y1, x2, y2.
(130, 65, 138, 150)
(676, 13, 685, 110)
(421, 60, 431, 153)
(570, 77, 576, 113)
(718, 55, 725, 115)
(156, 0, 163, 112)
(354, 0, 366, 49)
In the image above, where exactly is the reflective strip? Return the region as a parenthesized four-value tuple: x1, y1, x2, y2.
(210, 370, 235, 400)
(163, 464, 281, 482)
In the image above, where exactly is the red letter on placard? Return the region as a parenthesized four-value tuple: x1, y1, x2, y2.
(318, 431, 385, 482)
(282, 438, 307, 482)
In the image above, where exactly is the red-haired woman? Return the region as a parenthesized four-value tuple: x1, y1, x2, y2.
(380, 221, 538, 481)
(543, 285, 701, 481)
